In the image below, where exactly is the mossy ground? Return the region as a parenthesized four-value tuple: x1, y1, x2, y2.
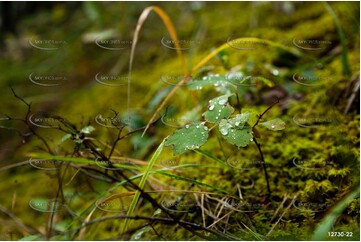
(0, 2, 359, 241)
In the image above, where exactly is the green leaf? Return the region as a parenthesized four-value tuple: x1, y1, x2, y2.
(256, 76, 274, 87)
(81, 125, 95, 134)
(228, 113, 250, 128)
(260, 118, 285, 131)
(219, 120, 253, 148)
(130, 226, 151, 241)
(165, 122, 209, 155)
(187, 74, 228, 90)
(58, 134, 72, 145)
(19, 235, 42, 241)
(202, 95, 234, 123)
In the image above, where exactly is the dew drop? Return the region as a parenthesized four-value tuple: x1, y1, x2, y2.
(250, 138, 253, 141)
(271, 125, 275, 129)
(203, 126, 208, 131)
(185, 125, 190, 128)
(196, 125, 199, 128)
(209, 104, 215, 111)
(235, 121, 240, 126)
(220, 128, 228, 136)
(218, 99, 227, 105)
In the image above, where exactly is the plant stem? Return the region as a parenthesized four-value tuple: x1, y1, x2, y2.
(253, 137, 271, 196)
(252, 98, 281, 197)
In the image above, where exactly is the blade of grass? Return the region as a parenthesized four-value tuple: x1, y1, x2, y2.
(121, 140, 165, 233)
(128, 6, 188, 130)
(324, 2, 351, 77)
(193, 149, 228, 168)
(156, 171, 229, 194)
(242, 222, 264, 241)
(26, 153, 143, 171)
(311, 186, 359, 241)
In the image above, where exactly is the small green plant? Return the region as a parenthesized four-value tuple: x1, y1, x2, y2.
(164, 73, 286, 195)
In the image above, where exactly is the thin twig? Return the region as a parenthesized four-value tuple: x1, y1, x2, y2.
(270, 193, 289, 222)
(267, 192, 300, 237)
(252, 98, 280, 128)
(0, 204, 35, 234)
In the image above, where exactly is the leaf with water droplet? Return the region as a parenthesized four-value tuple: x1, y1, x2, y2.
(260, 118, 285, 130)
(165, 122, 209, 155)
(229, 113, 250, 128)
(187, 74, 228, 90)
(203, 95, 234, 123)
(219, 120, 253, 147)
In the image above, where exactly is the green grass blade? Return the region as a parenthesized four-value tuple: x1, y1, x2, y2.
(194, 149, 228, 168)
(324, 2, 351, 77)
(121, 139, 165, 233)
(311, 186, 360, 240)
(242, 223, 264, 241)
(27, 153, 143, 171)
(156, 171, 229, 194)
